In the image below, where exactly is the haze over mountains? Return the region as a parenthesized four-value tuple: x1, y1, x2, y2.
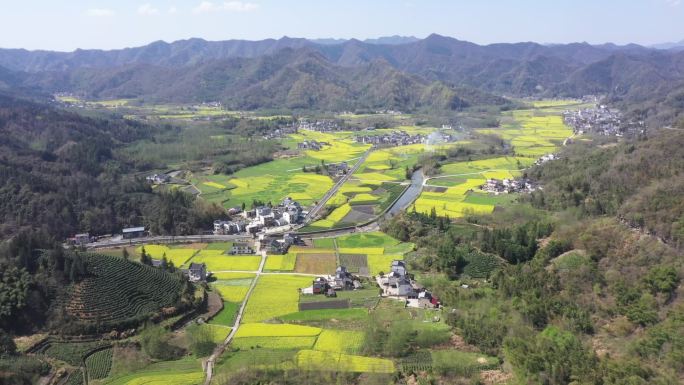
(1, 34, 684, 123)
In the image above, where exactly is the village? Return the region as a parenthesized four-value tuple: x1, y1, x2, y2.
(480, 178, 537, 195)
(354, 130, 457, 147)
(563, 104, 646, 136)
(213, 196, 306, 236)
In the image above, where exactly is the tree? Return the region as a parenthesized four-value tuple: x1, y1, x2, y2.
(0, 329, 17, 358)
(186, 323, 216, 357)
(140, 246, 152, 266)
(644, 266, 679, 297)
(140, 325, 182, 360)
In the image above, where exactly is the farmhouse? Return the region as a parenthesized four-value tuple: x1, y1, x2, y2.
(376, 260, 439, 308)
(326, 161, 350, 177)
(231, 242, 254, 255)
(185, 263, 207, 282)
(68, 232, 92, 246)
(301, 265, 362, 295)
(146, 173, 170, 184)
(122, 226, 146, 239)
(213, 220, 245, 235)
(297, 140, 327, 151)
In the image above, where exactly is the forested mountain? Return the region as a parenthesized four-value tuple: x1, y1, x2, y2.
(3, 34, 684, 121)
(0, 94, 221, 240)
(21, 48, 510, 111)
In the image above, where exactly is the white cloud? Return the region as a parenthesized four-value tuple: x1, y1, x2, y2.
(192, 1, 259, 14)
(138, 4, 160, 16)
(86, 8, 115, 17)
(665, 0, 681, 6)
(168, 6, 178, 14)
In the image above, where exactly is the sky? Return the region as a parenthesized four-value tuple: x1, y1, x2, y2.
(1, 0, 684, 51)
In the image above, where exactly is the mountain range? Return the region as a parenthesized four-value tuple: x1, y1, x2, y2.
(1, 34, 683, 122)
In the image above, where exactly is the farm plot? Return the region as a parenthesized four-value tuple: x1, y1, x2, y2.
(338, 254, 368, 274)
(264, 253, 296, 271)
(242, 275, 313, 322)
(294, 253, 337, 274)
(313, 330, 364, 354)
(190, 251, 260, 271)
(235, 323, 321, 337)
(278, 308, 369, 323)
(38, 340, 108, 366)
(211, 278, 252, 302)
(85, 348, 113, 381)
(368, 254, 404, 277)
(296, 350, 394, 373)
(66, 253, 185, 325)
(337, 232, 405, 250)
(135, 245, 198, 267)
(231, 336, 317, 350)
(209, 302, 240, 326)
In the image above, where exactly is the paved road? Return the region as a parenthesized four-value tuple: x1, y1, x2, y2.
(84, 234, 251, 250)
(300, 148, 372, 225)
(204, 250, 267, 385)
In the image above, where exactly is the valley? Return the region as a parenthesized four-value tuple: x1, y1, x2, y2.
(0, 26, 683, 385)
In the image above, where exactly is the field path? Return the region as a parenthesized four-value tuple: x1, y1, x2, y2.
(203, 250, 267, 385)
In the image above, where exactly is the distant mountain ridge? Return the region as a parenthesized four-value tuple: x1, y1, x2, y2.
(1, 34, 683, 123)
(19, 48, 510, 111)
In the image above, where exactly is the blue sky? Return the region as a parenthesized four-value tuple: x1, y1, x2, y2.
(2, 0, 684, 51)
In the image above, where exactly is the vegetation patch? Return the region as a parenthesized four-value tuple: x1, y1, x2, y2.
(294, 253, 337, 274)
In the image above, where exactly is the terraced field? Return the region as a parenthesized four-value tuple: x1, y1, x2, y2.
(65, 253, 186, 325)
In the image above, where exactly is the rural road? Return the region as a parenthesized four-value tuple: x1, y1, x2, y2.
(85, 234, 251, 250)
(204, 250, 267, 385)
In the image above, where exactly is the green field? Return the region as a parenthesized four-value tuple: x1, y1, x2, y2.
(242, 275, 313, 323)
(295, 350, 394, 373)
(191, 129, 369, 209)
(212, 278, 252, 302)
(190, 251, 260, 271)
(135, 245, 198, 266)
(210, 302, 240, 326)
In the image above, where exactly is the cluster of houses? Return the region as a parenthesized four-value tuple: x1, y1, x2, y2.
(355, 130, 456, 147)
(213, 197, 304, 235)
(481, 178, 537, 194)
(262, 124, 298, 140)
(257, 233, 301, 255)
(356, 131, 426, 146)
(298, 119, 343, 132)
(563, 105, 646, 136)
(534, 153, 558, 166)
(301, 265, 363, 296)
(376, 260, 440, 308)
(146, 173, 171, 184)
(297, 140, 329, 151)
